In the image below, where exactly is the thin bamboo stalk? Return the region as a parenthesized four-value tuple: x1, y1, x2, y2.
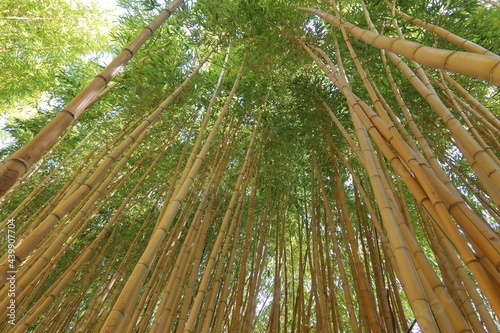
(0, 0, 186, 196)
(0, 124, 80, 207)
(100, 55, 245, 333)
(152, 147, 232, 332)
(443, 73, 500, 133)
(207, 187, 246, 333)
(0, 128, 96, 225)
(228, 171, 259, 332)
(241, 175, 272, 333)
(183, 93, 260, 333)
(175, 133, 237, 333)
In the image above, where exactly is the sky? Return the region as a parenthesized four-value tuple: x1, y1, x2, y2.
(79, 0, 127, 24)
(81, 0, 122, 14)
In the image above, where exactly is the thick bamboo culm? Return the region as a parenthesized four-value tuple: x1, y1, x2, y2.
(0, 0, 186, 196)
(384, 0, 498, 56)
(298, 30, 498, 326)
(298, 7, 500, 85)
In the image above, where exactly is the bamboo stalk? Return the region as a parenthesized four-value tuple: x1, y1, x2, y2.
(0, 0, 186, 196)
(0, 54, 209, 288)
(100, 55, 245, 332)
(298, 7, 500, 85)
(384, 0, 498, 56)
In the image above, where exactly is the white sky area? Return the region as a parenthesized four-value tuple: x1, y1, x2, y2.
(81, 0, 122, 14)
(80, 0, 127, 29)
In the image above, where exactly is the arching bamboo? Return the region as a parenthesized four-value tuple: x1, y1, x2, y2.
(0, 54, 210, 286)
(384, 0, 499, 57)
(298, 7, 500, 85)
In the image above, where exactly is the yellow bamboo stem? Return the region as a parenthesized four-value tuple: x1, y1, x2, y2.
(384, 0, 498, 56)
(100, 55, 245, 333)
(298, 7, 500, 85)
(0, 0, 186, 196)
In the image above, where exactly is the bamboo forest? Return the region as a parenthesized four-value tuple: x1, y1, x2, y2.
(1, 0, 500, 331)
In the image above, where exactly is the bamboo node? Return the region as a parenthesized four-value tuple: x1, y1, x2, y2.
(489, 60, 500, 85)
(10, 158, 29, 170)
(471, 149, 487, 160)
(96, 74, 110, 84)
(443, 50, 458, 70)
(447, 200, 464, 212)
(123, 48, 134, 57)
(61, 109, 76, 120)
(138, 261, 149, 270)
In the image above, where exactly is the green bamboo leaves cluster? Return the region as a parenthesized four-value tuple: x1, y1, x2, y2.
(0, 0, 110, 112)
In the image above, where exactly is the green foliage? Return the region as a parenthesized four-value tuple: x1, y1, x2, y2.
(0, 0, 112, 112)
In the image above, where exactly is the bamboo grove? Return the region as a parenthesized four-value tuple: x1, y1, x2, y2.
(0, 0, 499, 332)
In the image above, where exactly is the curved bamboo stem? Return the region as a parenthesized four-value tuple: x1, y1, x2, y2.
(384, 0, 498, 57)
(298, 7, 500, 86)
